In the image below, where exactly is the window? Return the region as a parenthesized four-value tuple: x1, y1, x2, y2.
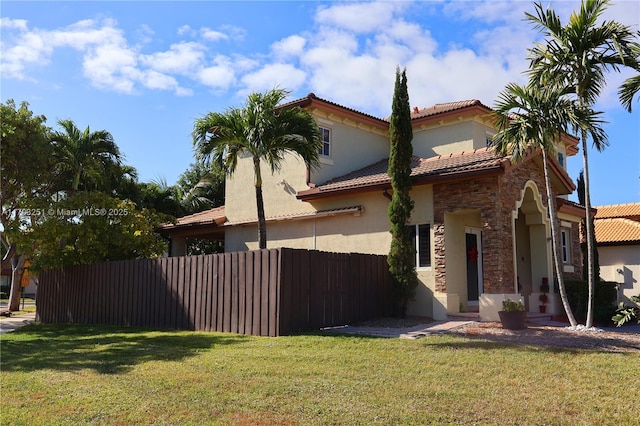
(557, 152, 564, 167)
(561, 229, 570, 263)
(485, 132, 495, 147)
(319, 127, 331, 157)
(409, 224, 431, 268)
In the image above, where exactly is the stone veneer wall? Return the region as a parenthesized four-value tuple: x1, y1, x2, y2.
(433, 157, 554, 294)
(566, 220, 583, 281)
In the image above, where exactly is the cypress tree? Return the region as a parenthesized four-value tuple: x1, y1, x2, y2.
(387, 67, 418, 317)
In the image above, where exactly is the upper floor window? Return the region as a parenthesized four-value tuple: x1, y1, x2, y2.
(409, 223, 431, 268)
(319, 127, 331, 157)
(485, 132, 495, 148)
(557, 152, 564, 167)
(561, 228, 570, 264)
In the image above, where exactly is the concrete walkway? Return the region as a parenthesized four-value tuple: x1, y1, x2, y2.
(0, 312, 36, 335)
(323, 319, 477, 339)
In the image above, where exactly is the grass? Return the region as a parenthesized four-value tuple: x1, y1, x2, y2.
(0, 297, 37, 314)
(1, 324, 638, 425)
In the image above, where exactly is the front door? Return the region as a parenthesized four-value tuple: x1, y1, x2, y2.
(465, 228, 483, 305)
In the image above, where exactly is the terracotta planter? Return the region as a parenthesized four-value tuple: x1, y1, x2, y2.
(539, 305, 547, 313)
(498, 311, 527, 330)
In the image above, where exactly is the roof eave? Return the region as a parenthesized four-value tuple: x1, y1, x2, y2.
(297, 167, 505, 201)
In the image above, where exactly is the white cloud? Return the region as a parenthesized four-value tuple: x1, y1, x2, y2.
(0, 17, 28, 31)
(201, 27, 228, 42)
(240, 63, 307, 94)
(177, 24, 193, 36)
(315, 1, 407, 33)
(197, 55, 237, 89)
(271, 35, 307, 59)
(82, 40, 140, 93)
(139, 42, 206, 75)
(442, 1, 528, 24)
(142, 70, 179, 90)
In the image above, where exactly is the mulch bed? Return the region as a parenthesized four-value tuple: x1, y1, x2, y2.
(356, 317, 640, 353)
(449, 322, 640, 353)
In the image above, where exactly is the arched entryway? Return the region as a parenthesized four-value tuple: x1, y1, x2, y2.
(514, 181, 552, 312)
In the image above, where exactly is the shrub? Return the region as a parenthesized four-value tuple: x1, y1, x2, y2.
(612, 295, 640, 327)
(502, 299, 525, 312)
(564, 280, 617, 325)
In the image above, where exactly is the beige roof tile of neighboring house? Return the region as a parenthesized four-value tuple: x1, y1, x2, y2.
(594, 203, 640, 219)
(298, 147, 508, 200)
(157, 206, 226, 230)
(595, 218, 640, 244)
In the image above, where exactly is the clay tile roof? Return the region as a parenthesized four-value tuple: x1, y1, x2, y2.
(594, 203, 640, 220)
(157, 206, 226, 230)
(410, 99, 490, 119)
(595, 218, 640, 244)
(281, 93, 388, 123)
(298, 147, 506, 199)
(226, 205, 364, 226)
(592, 202, 640, 245)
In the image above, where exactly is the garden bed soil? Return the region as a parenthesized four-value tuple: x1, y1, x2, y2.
(356, 317, 640, 353)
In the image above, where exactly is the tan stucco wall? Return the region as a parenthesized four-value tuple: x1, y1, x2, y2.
(598, 245, 640, 304)
(224, 152, 315, 222)
(225, 190, 393, 253)
(309, 114, 390, 185)
(412, 119, 495, 158)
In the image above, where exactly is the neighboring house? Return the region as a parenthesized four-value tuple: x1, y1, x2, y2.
(593, 203, 640, 304)
(159, 93, 585, 321)
(0, 265, 37, 299)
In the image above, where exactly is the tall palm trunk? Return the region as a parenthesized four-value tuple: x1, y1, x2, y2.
(581, 127, 596, 328)
(253, 157, 267, 249)
(542, 149, 578, 328)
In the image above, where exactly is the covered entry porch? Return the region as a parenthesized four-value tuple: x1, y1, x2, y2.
(436, 181, 557, 321)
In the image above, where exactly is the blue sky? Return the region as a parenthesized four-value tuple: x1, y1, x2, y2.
(2, 0, 639, 207)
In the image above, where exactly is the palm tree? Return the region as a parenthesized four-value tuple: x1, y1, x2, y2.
(50, 119, 122, 196)
(193, 88, 322, 249)
(493, 82, 606, 328)
(619, 74, 640, 112)
(175, 161, 225, 215)
(526, 0, 640, 328)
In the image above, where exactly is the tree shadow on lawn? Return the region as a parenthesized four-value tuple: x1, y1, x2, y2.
(0, 323, 250, 375)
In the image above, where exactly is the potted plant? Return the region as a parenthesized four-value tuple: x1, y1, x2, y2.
(539, 278, 550, 313)
(539, 293, 549, 313)
(498, 299, 527, 330)
(540, 277, 550, 294)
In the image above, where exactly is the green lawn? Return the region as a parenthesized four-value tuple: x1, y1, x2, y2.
(1, 324, 638, 425)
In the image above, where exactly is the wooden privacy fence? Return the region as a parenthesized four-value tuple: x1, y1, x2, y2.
(37, 248, 392, 336)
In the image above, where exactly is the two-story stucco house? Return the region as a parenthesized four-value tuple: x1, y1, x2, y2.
(159, 93, 586, 321)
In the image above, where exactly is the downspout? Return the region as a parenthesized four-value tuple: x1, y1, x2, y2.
(382, 188, 393, 201)
(313, 219, 317, 250)
(306, 167, 316, 188)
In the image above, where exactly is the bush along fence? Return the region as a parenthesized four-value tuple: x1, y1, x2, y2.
(36, 248, 393, 336)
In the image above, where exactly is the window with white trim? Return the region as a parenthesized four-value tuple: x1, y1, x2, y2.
(485, 132, 495, 147)
(561, 228, 570, 263)
(319, 127, 331, 157)
(409, 224, 431, 268)
(557, 152, 564, 167)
